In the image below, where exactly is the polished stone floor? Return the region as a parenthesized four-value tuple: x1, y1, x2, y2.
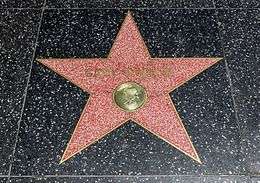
(0, 0, 259, 183)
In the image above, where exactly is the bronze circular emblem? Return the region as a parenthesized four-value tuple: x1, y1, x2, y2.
(113, 82, 147, 112)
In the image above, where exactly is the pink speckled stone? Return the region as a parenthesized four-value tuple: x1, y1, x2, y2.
(39, 12, 221, 163)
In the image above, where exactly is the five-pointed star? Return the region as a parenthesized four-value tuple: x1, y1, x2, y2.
(39, 12, 222, 164)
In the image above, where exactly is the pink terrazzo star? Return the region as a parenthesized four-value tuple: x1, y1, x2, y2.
(39, 12, 222, 163)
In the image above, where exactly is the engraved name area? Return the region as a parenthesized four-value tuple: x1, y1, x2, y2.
(85, 67, 172, 78)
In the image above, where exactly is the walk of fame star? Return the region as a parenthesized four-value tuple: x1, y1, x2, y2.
(39, 12, 222, 164)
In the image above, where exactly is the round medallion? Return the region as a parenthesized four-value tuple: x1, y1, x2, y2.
(113, 82, 147, 112)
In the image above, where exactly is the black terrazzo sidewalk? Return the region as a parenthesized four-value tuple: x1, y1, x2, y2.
(0, 0, 259, 183)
